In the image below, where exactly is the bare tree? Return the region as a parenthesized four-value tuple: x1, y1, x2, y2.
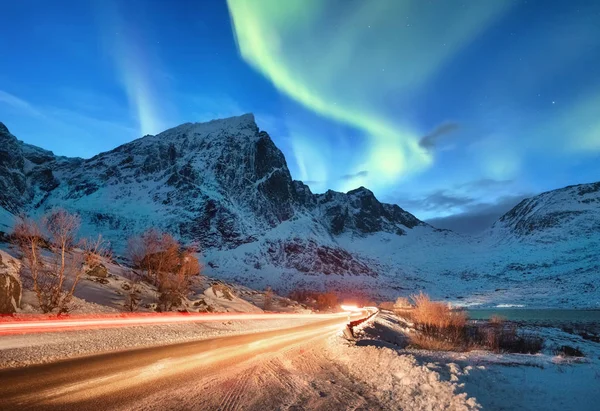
(264, 286, 273, 311)
(13, 209, 105, 314)
(128, 229, 180, 286)
(123, 270, 142, 312)
(81, 234, 112, 268)
(13, 215, 44, 309)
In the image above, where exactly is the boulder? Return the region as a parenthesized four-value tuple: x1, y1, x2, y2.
(0, 251, 22, 314)
(86, 263, 108, 278)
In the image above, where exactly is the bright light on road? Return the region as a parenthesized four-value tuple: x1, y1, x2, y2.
(340, 305, 362, 312)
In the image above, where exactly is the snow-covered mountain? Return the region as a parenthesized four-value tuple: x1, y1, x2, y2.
(492, 182, 600, 242)
(0, 116, 598, 307)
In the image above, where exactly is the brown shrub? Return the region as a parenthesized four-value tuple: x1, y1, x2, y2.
(411, 292, 466, 328)
(316, 292, 338, 310)
(407, 292, 467, 351)
(128, 229, 201, 311)
(379, 301, 395, 311)
(288, 289, 339, 311)
(394, 297, 412, 310)
(409, 333, 464, 351)
(403, 293, 544, 354)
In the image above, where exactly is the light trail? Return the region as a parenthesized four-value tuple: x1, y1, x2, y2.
(0, 311, 353, 336)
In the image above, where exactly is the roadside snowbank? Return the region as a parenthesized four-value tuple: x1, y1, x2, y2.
(350, 312, 600, 411)
(327, 314, 480, 410)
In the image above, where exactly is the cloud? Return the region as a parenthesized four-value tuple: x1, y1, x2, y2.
(339, 170, 368, 181)
(401, 189, 474, 214)
(226, 0, 513, 187)
(426, 194, 529, 234)
(455, 178, 514, 190)
(395, 178, 525, 220)
(0, 90, 44, 118)
(394, 178, 529, 233)
(419, 122, 460, 150)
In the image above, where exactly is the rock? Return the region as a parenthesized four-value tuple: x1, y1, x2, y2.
(86, 263, 108, 278)
(0, 251, 22, 314)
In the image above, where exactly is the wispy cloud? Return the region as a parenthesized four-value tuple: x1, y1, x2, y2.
(340, 170, 368, 181)
(426, 194, 529, 234)
(0, 90, 44, 118)
(419, 122, 460, 151)
(394, 178, 526, 219)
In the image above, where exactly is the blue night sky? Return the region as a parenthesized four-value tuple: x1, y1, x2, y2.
(1, 0, 599, 232)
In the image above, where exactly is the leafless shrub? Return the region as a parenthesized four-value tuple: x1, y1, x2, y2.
(409, 333, 463, 351)
(289, 289, 313, 304)
(316, 292, 338, 310)
(13, 209, 103, 314)
(288, 289, 339, 311)
(263, 286, 273, 311)
(122, 270, 142, 312)
(128, 229, 201, 311)
(394, 297, 412, 310)
(379, 301, 395, 311)
(81, 234, 112, 268)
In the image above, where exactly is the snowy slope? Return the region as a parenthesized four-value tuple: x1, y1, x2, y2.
(0, 117, 598, 307)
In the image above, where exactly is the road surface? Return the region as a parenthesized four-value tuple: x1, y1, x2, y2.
(0, 312, 382, 411)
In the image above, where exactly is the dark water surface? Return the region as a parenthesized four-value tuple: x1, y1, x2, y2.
(467, 309, 600, 324)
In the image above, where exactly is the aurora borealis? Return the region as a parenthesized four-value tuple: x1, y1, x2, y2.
(1, 0, 599, 231)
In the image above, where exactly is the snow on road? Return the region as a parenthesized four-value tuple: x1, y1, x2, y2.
(123, 312, 479, 411)
(4, 309, 596, 410)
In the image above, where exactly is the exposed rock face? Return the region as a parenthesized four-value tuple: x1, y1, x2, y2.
(316, 187, 424, 235)
(86, 263, 108, 278)
(0, 251, 22, 314)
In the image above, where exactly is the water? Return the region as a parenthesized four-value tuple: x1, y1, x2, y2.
(467, 309, 600, 324)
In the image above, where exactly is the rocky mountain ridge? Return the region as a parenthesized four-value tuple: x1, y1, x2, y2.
(0, 115, 598, 307)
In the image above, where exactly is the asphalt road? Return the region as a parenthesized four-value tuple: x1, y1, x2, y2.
(0, 313, 362, 411)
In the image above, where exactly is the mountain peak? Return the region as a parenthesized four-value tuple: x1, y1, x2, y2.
(0, 122, 9, 134)
(347, 186, 374, 197)
(198, 112, 256, 129)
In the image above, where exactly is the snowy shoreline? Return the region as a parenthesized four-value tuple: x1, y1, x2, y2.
(342, 312, 600, 411)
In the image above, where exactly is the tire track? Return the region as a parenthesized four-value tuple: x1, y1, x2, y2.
(217, 364, 256, 411)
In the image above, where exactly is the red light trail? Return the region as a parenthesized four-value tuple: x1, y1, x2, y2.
(0, 311, 354, 336)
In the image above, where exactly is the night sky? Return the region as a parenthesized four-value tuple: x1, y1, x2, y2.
(1, 0, 599, 233)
